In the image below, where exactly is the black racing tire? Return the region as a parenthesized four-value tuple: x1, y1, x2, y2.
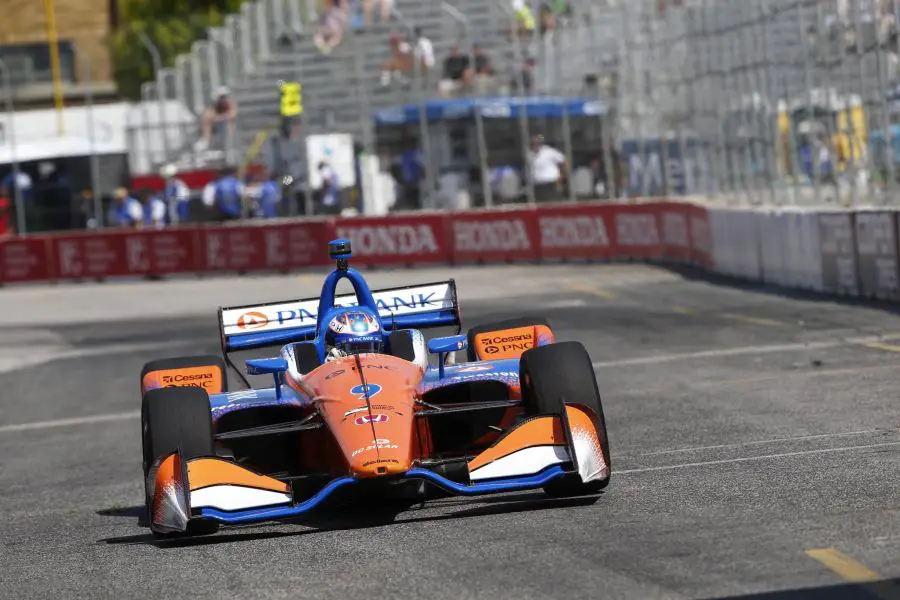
(466, 317, 551, 362)
(141, 386, 218, 535)
(141, 354, 228, 394)
(519, 341, 610, 496)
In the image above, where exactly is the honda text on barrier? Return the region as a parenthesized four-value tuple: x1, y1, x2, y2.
(140, 239, 611, 536)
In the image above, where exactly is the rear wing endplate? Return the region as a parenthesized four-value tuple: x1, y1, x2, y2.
(219, 280, 460, 352)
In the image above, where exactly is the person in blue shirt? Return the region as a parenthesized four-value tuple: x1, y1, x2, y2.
(139, 189, 167, 229)
(317, 161, 341, 215)
(253, 167, 282, 218)
(108, 187, 144, 228)
(212, 167, 245, 221)
(393, 137, 424, 210)
(160, 164, 190, 224)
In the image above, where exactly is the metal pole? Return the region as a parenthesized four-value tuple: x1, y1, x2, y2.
(0, 59, 24, 234)
(441, 2, 493, 207)
(75, 48, 102, 229)
(872, 11, 896, 203)
(561, 102, 576, 202)
(413, 30, 435, 209)
(138, 32, 170, 165)
(509, 10, 535, 204)
(44, 0, 65, 136)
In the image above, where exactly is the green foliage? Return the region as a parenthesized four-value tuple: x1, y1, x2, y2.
(109, 0, 247, 100)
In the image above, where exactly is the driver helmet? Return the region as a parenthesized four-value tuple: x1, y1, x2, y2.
(325, 307, 383, 359)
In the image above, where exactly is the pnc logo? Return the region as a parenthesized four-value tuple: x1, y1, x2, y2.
(237, 311, 269, 330)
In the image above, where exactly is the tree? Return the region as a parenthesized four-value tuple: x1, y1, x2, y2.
(109, 0, 247, 101)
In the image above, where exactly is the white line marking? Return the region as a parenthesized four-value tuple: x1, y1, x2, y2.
(591, 334, 900, 369)
(0, 340, 198, 374)
(627, 429, 889, 457)
(616, 440, 900, 474)
(0, 411, 139, 434)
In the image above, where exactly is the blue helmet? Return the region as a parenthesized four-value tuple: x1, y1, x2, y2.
(325, 307, 384, 356)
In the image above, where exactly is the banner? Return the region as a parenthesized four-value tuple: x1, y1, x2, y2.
(452, 208, 539, 263)
(332, 214, 449, 266)
(0, 237, 51, 284)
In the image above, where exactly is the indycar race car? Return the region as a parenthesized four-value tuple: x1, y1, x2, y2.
(140, 239, 610, 536)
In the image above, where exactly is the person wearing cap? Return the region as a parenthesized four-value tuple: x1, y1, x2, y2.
(529, 134, 566, 202)
(107, 187, 144, 229)
(198, 86, 237, 152)
(160, 164, 190, 224)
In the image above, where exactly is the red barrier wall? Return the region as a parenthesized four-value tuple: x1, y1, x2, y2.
(0, 201, 710, 285)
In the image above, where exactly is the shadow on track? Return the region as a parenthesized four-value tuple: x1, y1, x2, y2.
(700, 578, 900, 600)
(96, 492, 601, 549)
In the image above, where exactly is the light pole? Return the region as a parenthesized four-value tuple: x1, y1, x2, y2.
(441, 2, 494, 207)
(138, 31, 171, 162)
(0, 58, 25, 235)
(73, 46, 103, 228)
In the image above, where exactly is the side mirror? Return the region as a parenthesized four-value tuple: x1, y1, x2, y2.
(245, 357, 289, 376)
(427, 335, 467, 355)
(427, 335, 467, 379)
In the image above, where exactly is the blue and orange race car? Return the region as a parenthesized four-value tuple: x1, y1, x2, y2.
(140, 239, 610, 536)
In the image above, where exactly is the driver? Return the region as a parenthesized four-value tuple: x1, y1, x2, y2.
(324, 307, 384, 360)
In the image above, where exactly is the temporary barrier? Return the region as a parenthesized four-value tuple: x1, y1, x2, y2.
(854, 210, 900, 300)
(818, 211, 860, 296)
(0, 201, 888, 307)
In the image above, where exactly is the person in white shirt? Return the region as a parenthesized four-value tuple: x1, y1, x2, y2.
(529, 134, 566, 202)
(414, 27, 435, 75)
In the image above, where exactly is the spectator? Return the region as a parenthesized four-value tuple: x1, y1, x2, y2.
(362, 0, 393, 27)
(140, 188, 167, 230)
(380, 33, 415, 86)
(512, 56, 536, 94)
(393, 137, 425, 210)
(108, 187, 143, 228)
(0, 192, 10, 236)
(314, 0, 349, 55)
(438, 45, 472, 97)
(211, 167, 245, 221)
(413, 27, 435, 78)
(0, 169, 31, 233)
(529, 134, 566, 202)
(472, 44, 495, 93)
(160, 163, 190, 224)
(196, 87, 237, 155)
(317, 161, 341, 215)
(510, 0, 536, 40)
(252, 167, 283, 218)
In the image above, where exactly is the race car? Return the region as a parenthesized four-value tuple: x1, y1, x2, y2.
(140, 238, 610, 536)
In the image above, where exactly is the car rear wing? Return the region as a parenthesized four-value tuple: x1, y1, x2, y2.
(219, 280, 461, 352)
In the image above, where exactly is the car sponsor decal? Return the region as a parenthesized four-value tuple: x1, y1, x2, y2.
(342, 404, 403, 420)
(363, 458, 400, 467)
(355, 414, 389, 425)
(143, 366, 223, 394)
(351, 439, 398, 457)
(350, 383, 382, 400)
(237, 311, 269, 330)
(454, 365, 494, 373)
(479, 331, 534, 356)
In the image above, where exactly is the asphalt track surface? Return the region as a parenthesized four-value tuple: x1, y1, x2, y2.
(2, 264, 900, 599)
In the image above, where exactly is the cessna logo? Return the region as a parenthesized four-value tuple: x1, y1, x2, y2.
(237, 311, 269, 330)
(335, 224, 439, 255)
(161, 372, 215, 389)
(454, 220, 530, 251)
(539, 216, 609, 248)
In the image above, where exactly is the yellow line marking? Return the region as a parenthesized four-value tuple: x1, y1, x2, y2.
(567, 284, 616, 300)
(862, 342, 900, 354)
(671, 307, 694, 315)
(806, 548, 900, 600)
(721, 313, 782, 327)
(806, 548, 883, 582)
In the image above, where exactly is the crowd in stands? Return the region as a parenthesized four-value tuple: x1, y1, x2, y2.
(814, 0, 899, 55)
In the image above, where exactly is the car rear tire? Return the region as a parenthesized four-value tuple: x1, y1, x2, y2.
(466, 317, 551, 362)
(141, 386, 218, 535)
(519, 341, 610, 496)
